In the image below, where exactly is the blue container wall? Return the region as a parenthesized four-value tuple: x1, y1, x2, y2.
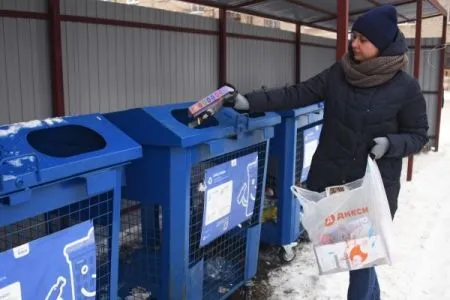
(119, 136, 271, 299)
(0, 167, 125, 300)
(261, 104, 324, 247)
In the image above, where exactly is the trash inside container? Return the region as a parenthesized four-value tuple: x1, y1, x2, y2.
(260, 103, 324, 262)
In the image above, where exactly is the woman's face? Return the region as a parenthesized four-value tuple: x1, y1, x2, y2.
(351, 32, 379, 62)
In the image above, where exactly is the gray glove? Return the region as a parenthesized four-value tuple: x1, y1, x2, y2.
(232, 93, 250, 111)
(222, 92, 250, 111)
(221, 83, 250, 111)
(370, 137, 390, 159)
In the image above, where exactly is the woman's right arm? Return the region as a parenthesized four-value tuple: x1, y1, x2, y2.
(246, 64, 333, 113)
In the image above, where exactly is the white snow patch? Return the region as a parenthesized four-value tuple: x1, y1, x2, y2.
(2, 175, 17, 181)
(267, 99, 450, 299)
(6, 156, 35, 168)
(43, 117, 65, 126)
(0, 117, 65, 137)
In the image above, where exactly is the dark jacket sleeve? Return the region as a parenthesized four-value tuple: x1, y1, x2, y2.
(385, 79, 429, 158)
(245, 64, 333, 113)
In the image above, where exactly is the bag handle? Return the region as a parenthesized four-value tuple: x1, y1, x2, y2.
(290, 185, 302, 197)
(290, 185, 317, 208)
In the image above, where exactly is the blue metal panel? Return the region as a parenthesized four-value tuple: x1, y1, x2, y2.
(277, 101, 324, 118)
(165, 148, 191, 299)
(106, 103, 279, 299)
(244, 224, 262, 280)
(188, 259, 204, 299)
(261, 103, 324, 248)
(105, 102, 280, 148)
(0, 168, 114, 225)
(261, 116, 298, 246)
(0, 169, 123, 299)
(0, 114, 142, 197)
(0, 114, 142, 299)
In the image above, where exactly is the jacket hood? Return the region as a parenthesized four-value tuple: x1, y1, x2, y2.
(380, 30, 408, 56)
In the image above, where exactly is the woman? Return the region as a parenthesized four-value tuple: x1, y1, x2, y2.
(225, 5, 428, 300)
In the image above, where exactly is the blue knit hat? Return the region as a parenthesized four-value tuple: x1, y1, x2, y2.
(352, 5, 399, 52)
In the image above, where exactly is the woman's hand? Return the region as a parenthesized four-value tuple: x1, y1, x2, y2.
(370, 137, 390, 159)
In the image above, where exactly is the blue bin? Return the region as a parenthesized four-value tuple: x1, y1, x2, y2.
(105, 103, 280, 300)
(260, 103, 323, 261)
(0, 115, 141, 299)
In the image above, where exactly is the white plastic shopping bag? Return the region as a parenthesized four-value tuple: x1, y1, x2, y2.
(291, 157, 395, 275)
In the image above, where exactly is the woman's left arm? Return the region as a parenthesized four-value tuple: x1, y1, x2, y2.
(385, 79, 429, 158)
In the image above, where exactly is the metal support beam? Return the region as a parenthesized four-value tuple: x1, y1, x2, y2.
(336, 0, 349, 60)
(48, 0, 65, 117)
(61, 15, 218, 35)
(179, 0, 227, 9)
(435, 15, 447, 151)
(296, 24, 301, 83)
(427, 0, 448, 17)
(0, 10, 47, 19)
(407, 0, 423, 182)
(218, 8, 227, 87)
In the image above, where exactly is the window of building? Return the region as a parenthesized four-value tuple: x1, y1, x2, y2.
(264, 19, 280, 29)
(190, 4, 205, 14)
(226, 11, 241, 21)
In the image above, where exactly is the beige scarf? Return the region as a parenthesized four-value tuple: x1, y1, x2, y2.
(340, 53, 408, 88)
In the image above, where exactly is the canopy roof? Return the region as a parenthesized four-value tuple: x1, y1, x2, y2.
(182, 0, 447, 31)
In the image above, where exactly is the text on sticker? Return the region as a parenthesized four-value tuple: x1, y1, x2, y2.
(324, 207, 369, 227)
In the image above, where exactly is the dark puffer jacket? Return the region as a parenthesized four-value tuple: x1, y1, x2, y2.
(246, 32, 429, 216)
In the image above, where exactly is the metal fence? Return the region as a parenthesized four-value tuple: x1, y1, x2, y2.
(0, 0, 334, 123)
(0, 0, 444, 148)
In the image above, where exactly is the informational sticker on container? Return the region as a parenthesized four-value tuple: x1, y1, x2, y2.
(201, 152, 259, 247)
(0, 220, 97, 300)
(301, 124, 322, 183)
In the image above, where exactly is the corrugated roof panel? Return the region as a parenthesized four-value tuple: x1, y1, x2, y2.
(395, 1, 440, 19)
(348, 0, 378, 12)
(197, 0, 239, 6)
(312, 19, 337, 31)
(177, 0, 446, 30)
(294, 0, 338, 13)
(375, 0, 413, 5)
(244, 0, 328, 23)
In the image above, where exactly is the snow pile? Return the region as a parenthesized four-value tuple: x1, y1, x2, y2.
(267, 99, 450, 300)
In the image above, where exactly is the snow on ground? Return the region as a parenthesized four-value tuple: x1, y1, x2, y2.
(267, 96, 450, 300)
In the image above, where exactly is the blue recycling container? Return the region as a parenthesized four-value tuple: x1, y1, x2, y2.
(260, 103, 324, 262)
(0, 115, 141, 299)
(105, 103, 280, 300)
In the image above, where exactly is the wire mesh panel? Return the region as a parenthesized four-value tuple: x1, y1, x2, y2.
(118, 199, 161, 299)
(295, 128, 304, 186)
(265, 157, 278, 196)
(202, 227, 247, 299)
(295, 120, 323, 187)
(0, 191, 114, 299)
(189, 142, 267, 299)
(262, 157, 279, 223)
